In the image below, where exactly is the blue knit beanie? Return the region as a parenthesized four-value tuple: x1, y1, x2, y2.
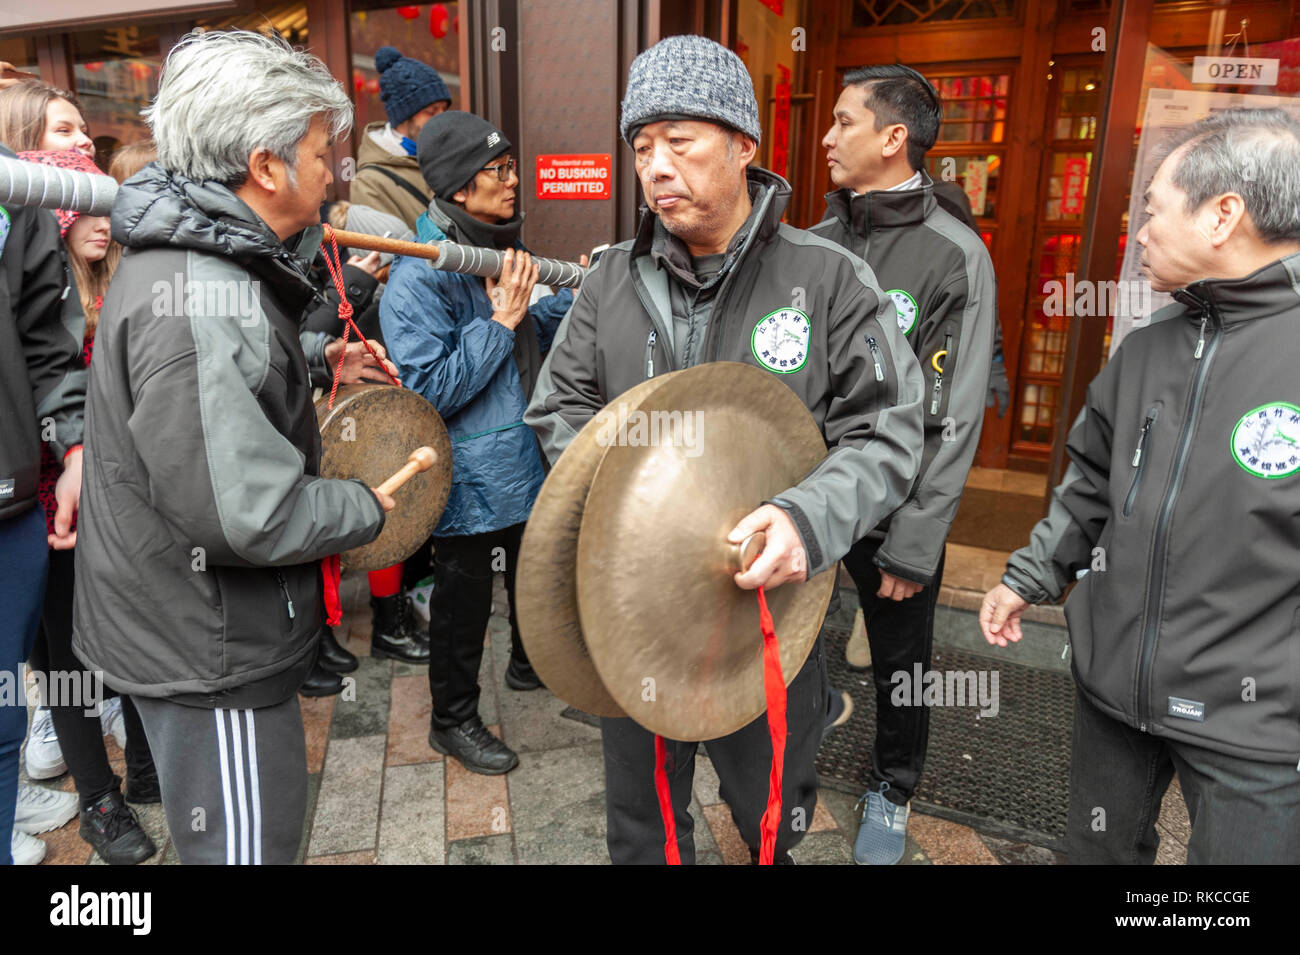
(376, 46, 452, 127)
(620, 35, 761, 145)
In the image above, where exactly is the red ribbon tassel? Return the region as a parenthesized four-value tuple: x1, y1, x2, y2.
(653, 734, 682, 865)
(652, 585, 787, 865)
(756, 584, 787, 865)
(322, 553, 343, 627)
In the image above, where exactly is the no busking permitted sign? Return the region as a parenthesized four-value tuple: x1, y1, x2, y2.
(536, 154, 611, 200)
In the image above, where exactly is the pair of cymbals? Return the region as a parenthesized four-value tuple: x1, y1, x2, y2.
(516, 362, 836, 742)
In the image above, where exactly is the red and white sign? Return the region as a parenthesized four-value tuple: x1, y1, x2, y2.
(1061, 157, 1088, 215)
(535, 154, 612, 200)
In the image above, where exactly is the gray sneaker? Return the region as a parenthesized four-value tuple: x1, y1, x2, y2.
(14, 783, 79, 834)
(853, 781, 909, 865)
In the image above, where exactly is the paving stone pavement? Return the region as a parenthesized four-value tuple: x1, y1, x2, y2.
(19, 570, 1191, 866)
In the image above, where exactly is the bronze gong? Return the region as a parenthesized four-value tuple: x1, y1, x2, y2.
(316, 383, 452, 570)
(515, 372, 686, 718)
(575, 362, 836, 742)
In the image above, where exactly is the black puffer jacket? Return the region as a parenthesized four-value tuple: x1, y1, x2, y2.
(0, 144, 86, 522)
(73, 164, 386, 708)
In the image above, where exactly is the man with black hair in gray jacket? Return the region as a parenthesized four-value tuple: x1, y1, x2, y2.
(73, 30, 401, 864)
(814, 64, 997, 865)
(526, 36, 925, 865)
(982, 108, 1300, 864)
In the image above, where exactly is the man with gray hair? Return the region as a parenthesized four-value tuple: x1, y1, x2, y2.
(980, 107, 1300, 863)
(72, 29, 400, 864)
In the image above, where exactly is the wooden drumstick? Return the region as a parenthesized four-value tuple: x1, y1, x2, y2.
(376, 447, 438, 497)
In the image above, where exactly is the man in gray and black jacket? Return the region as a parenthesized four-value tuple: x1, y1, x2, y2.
(981, 108, 1300, 864)
(73, 30, 400, 864)
(526, 36, 925, 864)
(813, 65, 997, 865)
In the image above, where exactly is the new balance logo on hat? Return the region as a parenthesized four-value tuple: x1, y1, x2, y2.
(487, 132, 500, 148)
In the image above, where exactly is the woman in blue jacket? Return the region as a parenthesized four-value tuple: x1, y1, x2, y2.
(381, 111, 572, 775)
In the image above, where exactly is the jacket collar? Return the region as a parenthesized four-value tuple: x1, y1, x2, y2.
(1171, 251, 1300, 328)
(823, 168, 937, 236)
(633, 165, 791, 287)
(113, 163, 319, 313)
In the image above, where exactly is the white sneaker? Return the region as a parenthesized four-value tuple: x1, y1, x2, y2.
(24, 705, 67, 779)
(10, 830, 46, 865)
(99, 696, 127, 749)
(14, 783, 79, 834)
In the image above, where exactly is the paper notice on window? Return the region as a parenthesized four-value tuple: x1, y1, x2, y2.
(964, 159, 989, 217)
(1112, 87, 1300, 355)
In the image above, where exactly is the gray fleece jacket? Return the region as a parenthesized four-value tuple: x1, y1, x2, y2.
(810, 170, 997, 585)
(525, 166, 925, 578)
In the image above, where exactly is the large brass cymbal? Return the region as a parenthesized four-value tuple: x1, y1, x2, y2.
(516, 373, 685, 718)
(576, 362, 836, 742)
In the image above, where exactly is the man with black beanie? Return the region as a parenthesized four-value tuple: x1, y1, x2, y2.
(380, 110, 576, 775)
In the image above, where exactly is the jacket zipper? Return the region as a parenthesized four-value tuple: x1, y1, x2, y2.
(1124, 405, 1160, 517)
(929, 333, 952, 416)
(1135, 309, 1221, 731)
(274, 571, 296, 620)
(866, 337, 885, 382)
(645, 329, 657, 378)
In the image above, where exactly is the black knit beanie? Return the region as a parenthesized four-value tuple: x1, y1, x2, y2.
(417, 111, 511, 199)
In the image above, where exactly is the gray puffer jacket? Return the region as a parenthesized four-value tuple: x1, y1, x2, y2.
(73, 164, 386, 708)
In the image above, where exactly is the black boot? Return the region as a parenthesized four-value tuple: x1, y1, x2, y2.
(370, 594, 431, 664)
(317, 624, 358, 674)
(80, 790, 156, 865)
(299, 660, 345, 697)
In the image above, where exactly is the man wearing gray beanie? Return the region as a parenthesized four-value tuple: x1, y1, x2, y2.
(526, 35, 926, 864)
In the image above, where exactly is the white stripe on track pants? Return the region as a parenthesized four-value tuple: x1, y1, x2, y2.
(132, 695, 307, 864)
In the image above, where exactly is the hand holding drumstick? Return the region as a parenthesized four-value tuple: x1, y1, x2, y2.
(369, 446, 438, 513)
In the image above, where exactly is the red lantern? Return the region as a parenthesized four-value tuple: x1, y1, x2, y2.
(129, 62, 152, 80)
(353, 71, 365, 92)
(84, 62, 103, 72)
(430, 2, 449, 38)
(367, 77, 381, 95)
(396, 5, 419, 19)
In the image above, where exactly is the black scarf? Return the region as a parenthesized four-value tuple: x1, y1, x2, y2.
(433, 197, 523, 250)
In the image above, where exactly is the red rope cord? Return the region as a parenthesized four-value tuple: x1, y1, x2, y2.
(321, 223, 399, 410)
(653, 735, 682, 865)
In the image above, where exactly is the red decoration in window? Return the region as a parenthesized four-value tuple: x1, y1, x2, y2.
(773, 64, 791, 178)
(759, 0, 786, 15)
(84, 62, 103, 72)
(396, 6, 420, 20)
(430, 3, 449, 37)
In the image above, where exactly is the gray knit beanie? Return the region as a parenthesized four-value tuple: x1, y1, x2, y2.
(619, 35, 761, 145)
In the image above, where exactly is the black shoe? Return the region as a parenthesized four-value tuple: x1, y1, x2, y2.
(428, 717, 518, 775)
(124, 770, 162, 805)
(370, 595, 431, 664)
(299, 661, 345, 697)
(505, 656, 544, 691)
(80, 790, 156, 865)
(317, 624, 358, 674)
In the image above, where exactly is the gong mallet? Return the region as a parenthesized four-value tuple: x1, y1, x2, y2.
(376, 446, 439, 497)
